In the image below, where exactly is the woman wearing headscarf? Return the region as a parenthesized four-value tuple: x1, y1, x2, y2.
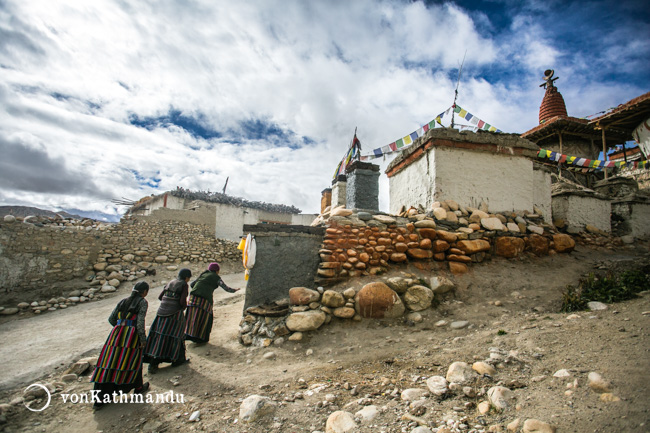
(184, 262, 239, 344)
(90, 281, 150, 409)
(144, 268, 191, 374)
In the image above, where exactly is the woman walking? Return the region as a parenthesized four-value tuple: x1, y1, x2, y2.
(90, 281, 150, 409)
(144, 268, 191, 374)
(184, 262, 239, 344)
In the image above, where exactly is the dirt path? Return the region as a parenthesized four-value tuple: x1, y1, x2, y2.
(0, 272, 247, 391)
(1, 245, 649, 433)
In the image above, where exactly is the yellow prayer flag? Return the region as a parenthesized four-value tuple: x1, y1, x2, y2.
(459, 109, 468, 118)
(404, 135, 412, 145)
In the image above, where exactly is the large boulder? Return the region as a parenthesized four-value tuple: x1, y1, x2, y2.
(331, 207, 353, 217)
(495, 237, 525, 258)
(407, 248, 433, 259)
(385, 277, 409, 294)
(325, 410, 357, 433)
(553, 233, 575, 253)
(527, 234, 549, 256)
(426, 376, 448, 396)
(403, 285, 434, 311)
(446, 362, 476, 385)
(430, 275, 455, 294)
(456, 239, 490, 254)
(487, 386, 515, 411)
(239, 395, 277, 423)
(355, 282, 405, 319)
(481, 217, 505, 231)
(289, 287, 321, 305)
(436, 230, 458, 243)
(285, 310, 327, 331)
(321, 290, 345, 308)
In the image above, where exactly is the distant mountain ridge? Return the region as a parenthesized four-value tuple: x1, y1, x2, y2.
(0, 206, 83, 220)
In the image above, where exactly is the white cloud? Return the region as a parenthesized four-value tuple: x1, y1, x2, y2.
(0, 0, 647, 217)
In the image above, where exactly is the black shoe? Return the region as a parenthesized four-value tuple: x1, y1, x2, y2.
(135, 382, 150, 394)
(171, 358, 189, 367)
(148, 364, 158, 375)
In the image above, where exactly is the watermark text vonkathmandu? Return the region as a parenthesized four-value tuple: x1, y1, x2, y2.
(61, 390, 185, 405)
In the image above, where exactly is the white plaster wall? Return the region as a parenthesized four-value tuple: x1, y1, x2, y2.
(552, 195, 611, 233)
(533, 168, 553, 223)
(628, 202, 650, 238)
(215, 204, 246, 241)
(292, 214, 319, 226)
(388, 153, 433, 214)
(432, 147, 534, 214)
(145, 194, 187, 214)
(332, 182, 347, 208)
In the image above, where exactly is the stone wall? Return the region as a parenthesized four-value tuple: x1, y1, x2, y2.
(314, 203, 575, 283)
(0, 219, 102, 294)
(0, 215, 241, 305)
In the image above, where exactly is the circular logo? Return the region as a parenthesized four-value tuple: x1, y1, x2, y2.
(23, 384, 52, 412)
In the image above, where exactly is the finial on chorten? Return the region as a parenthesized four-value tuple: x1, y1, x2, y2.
(538, 69, 567, 124)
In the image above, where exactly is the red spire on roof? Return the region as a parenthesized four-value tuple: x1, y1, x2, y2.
(538, 69, 568, 124)
(539, 85, 568, 124)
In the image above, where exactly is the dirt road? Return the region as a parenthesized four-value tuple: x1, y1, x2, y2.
(0, 272, 247, 390)
(1, 245, 649, 432)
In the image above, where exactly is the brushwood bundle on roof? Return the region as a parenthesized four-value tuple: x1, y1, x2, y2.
(170, 187, 301, 214)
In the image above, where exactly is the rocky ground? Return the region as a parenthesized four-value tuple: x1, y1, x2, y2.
(0, 242, 648, 433)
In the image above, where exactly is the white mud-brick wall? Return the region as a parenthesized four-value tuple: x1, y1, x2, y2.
(331, 181, 347, 208)
(389, 146, 535, 215)
(612, 201, 650, 239)
(291, 214, 319, 226)
(552, 194, 612, 233)
(145, 194, 186, 213)
(532, 167, 553, 223)
(389, 152, 433, 214)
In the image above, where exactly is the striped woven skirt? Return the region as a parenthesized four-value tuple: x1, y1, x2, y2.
(91, 314, 143, 386)
(184, 295, 213, 343)
(144, 310, 185, 363)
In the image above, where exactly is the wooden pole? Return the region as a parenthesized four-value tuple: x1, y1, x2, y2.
(602, 128, 608, 180)
(558, 131, 563, 178)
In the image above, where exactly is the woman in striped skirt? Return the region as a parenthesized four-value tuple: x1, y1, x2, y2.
(144, 268, 191, 374)
(90, 282, 150, 409)
(185, 262, 239, 344)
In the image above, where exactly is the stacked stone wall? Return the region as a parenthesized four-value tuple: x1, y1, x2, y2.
(0, 221, 101, 292)
(0, 216, 241, 306)
(314, 202, 576, 282)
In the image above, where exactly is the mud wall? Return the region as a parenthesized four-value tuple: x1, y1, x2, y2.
(243, 224, 325, 311)
(552, 194, 612, 233)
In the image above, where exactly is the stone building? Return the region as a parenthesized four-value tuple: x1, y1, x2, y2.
(128, 188, 316, 241)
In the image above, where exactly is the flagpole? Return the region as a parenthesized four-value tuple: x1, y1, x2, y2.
(451, 50, 467, 129)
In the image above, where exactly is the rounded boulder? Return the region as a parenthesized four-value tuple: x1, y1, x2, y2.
(355, 282, 405, 319)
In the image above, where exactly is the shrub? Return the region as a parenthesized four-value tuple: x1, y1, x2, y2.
(560, 270, 648, 312)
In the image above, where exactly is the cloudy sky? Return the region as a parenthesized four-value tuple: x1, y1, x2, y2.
(1, 0, 648, 220)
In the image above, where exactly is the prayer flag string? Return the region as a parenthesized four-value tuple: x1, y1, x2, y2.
(536, 148, 649, 171)
(360, 104, 502, 161)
